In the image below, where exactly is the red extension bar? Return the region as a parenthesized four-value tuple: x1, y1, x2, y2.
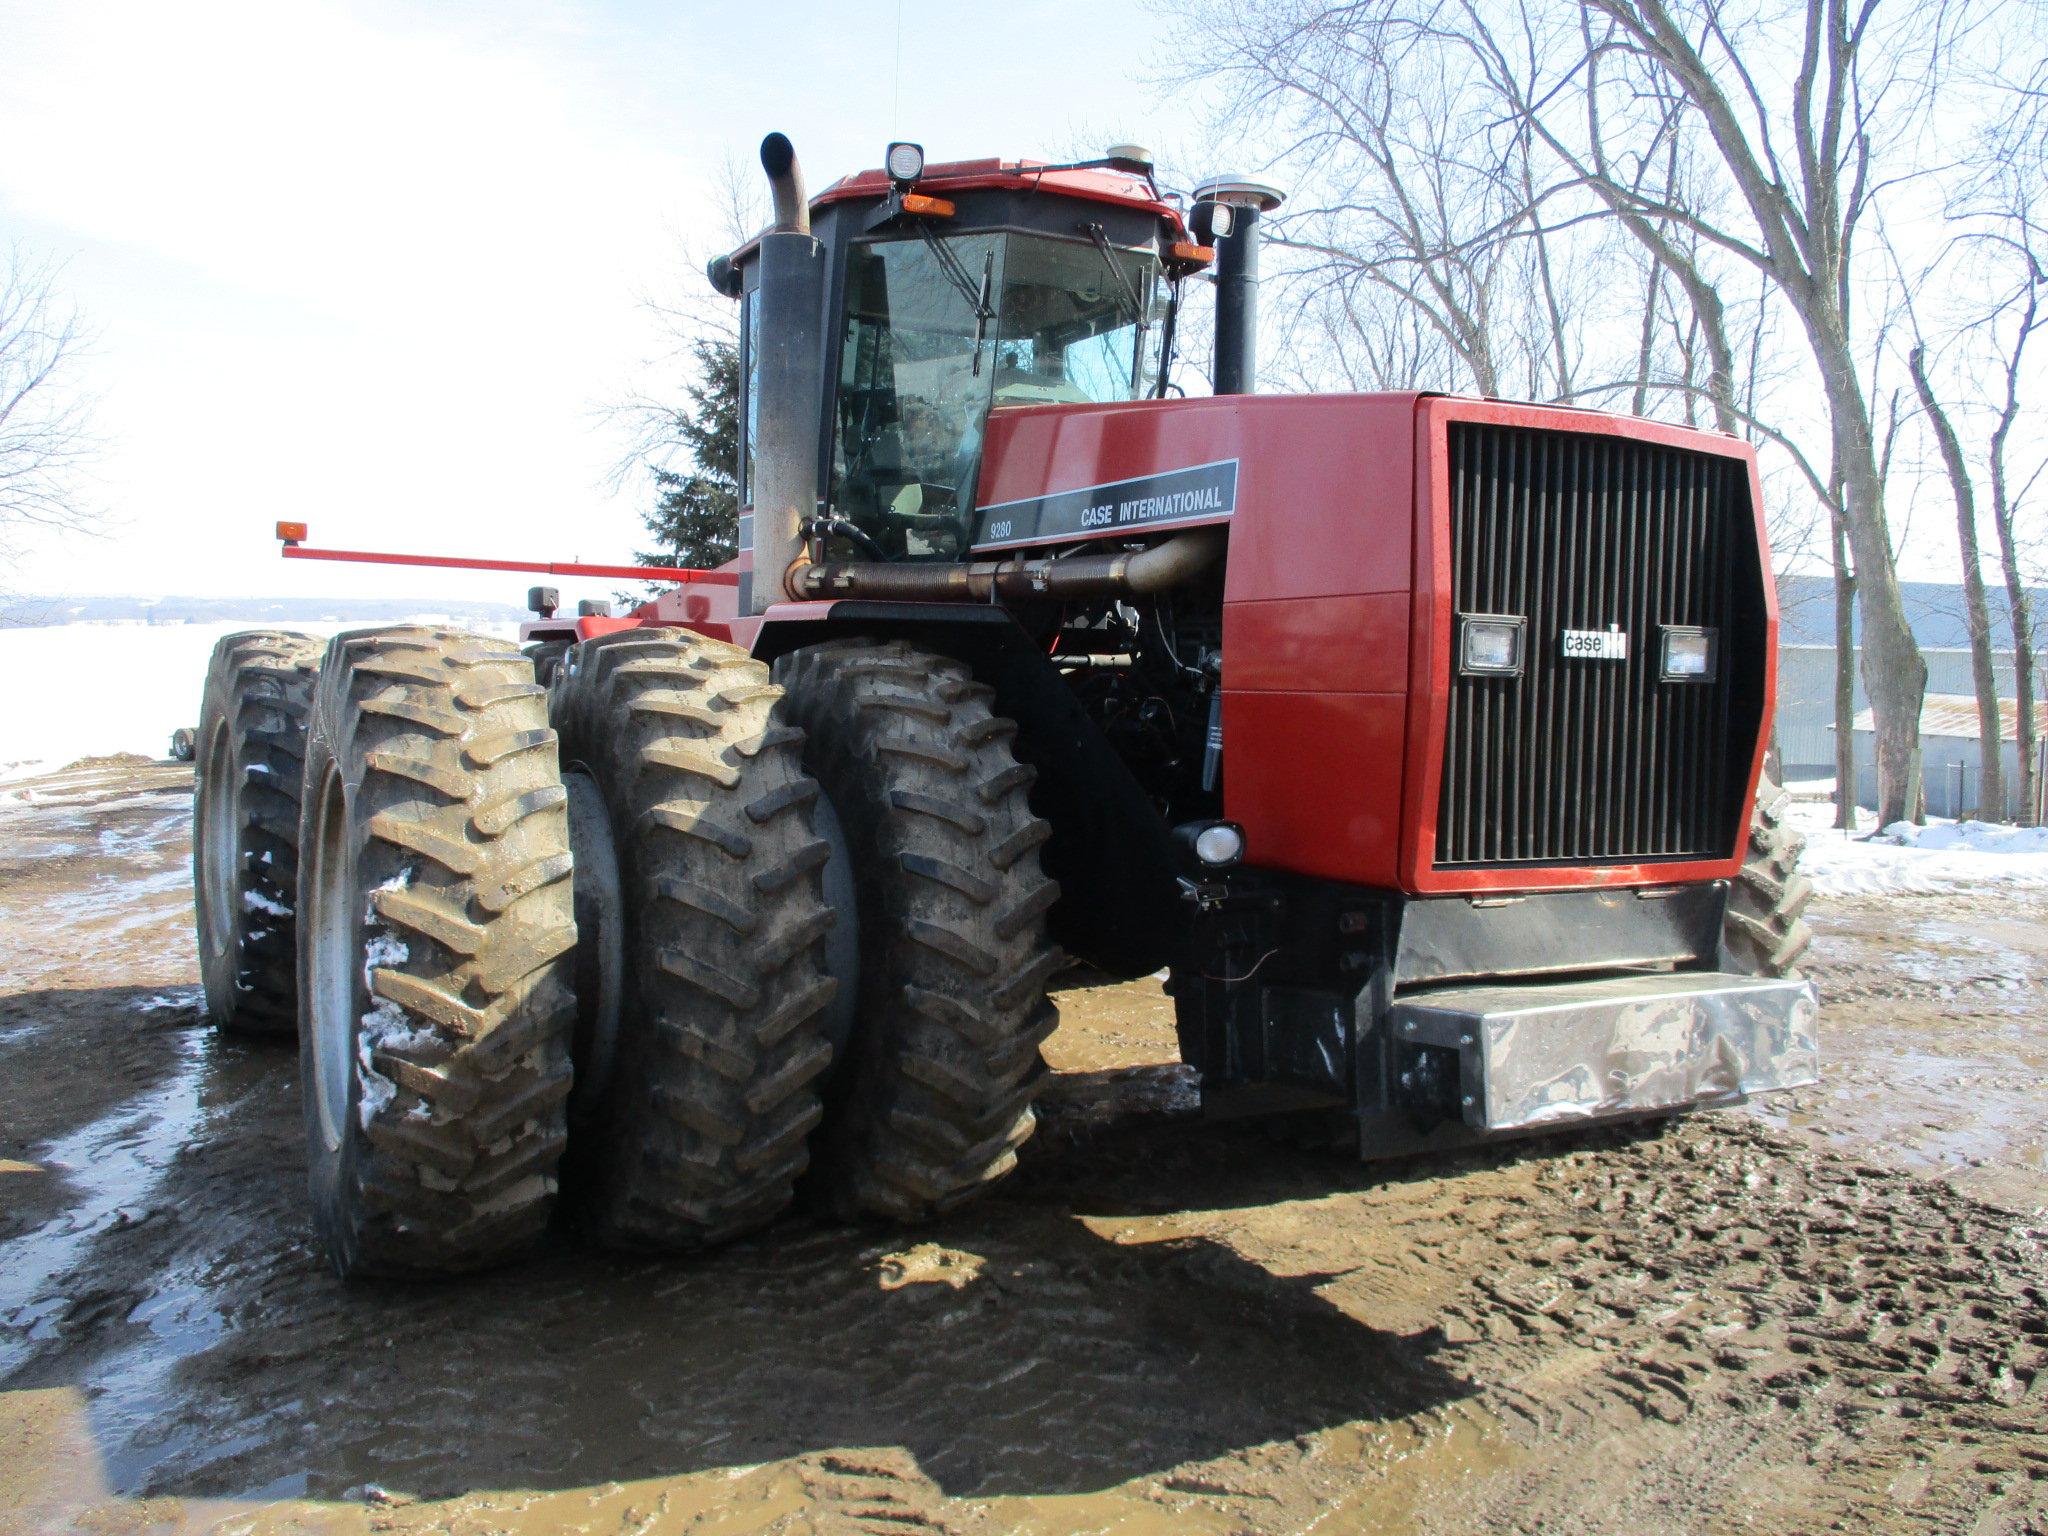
(279, 540, 739, 587)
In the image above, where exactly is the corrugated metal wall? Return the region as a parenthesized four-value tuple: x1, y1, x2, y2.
(1777, 644, 2042, 778)
(1852, 735, 2048, 820)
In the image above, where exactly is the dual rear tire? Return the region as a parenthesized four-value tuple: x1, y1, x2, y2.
(193, 631, 325, 1037)
(193, 624, 1061, 1276)
(296, 627, 578, 1276)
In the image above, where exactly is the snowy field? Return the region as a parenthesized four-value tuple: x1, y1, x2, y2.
(0, 618, 518, 784)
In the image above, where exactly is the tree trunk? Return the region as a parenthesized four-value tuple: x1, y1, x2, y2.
(1808, 320, 1926, 826)
(1988, 294, 2041, 827)
(1990, 485, 2039, 828)
(1831, 506, 1859, 831)
(1908, 345, 2005, 820)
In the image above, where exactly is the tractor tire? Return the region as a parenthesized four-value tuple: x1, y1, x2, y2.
(1723, 767, 1815, 979)
(552, 629, 838, 1252)
(525, 638, 571, 689)
(775, 639, 1061, 1222)
(297, 626, 578, 1278)
(193, 629, 325, 1037)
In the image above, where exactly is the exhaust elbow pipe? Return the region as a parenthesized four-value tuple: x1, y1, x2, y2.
(761, 132, 810, 236)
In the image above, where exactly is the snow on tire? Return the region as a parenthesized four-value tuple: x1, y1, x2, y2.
(297, 626, 578, 1278)
(193, 629, 325, 1037)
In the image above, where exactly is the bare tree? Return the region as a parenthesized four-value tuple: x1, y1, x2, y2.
(0, 250, 96, 566)
(604, 155, 766, 491)
(1907, 339, 2004, 817)
(1484, 0, 1992, 823)
(1166, 0, 1629, 401)
(1966, 124, 2048, 823)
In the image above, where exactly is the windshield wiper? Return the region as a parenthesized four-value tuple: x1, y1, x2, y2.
(919, 227, 997, 377)
(1085, 223, 1146, 323)
(920, 225, 994, 321)
(1086, 223, 1154, 394)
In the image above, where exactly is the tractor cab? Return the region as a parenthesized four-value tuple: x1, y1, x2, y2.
(711, 142, 1210, 579)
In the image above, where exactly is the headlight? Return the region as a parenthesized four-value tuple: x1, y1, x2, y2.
(1193, 823, 1245, 866)
(1660, 626, 1717, 682)
(885, 141, 925, 184)
(1458, 614, 1525, 677)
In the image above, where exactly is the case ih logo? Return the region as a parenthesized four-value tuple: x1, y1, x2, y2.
(1561, 625, 1629, 660)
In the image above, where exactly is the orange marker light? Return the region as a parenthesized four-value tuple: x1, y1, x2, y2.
(1168, 242, 1215, 266)
(276, 520, 308, 544)
(901, 193, 956, 218)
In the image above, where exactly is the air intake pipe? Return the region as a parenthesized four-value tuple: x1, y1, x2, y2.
(1191, 177, 1285, 396)
(745, 133, 828, 613)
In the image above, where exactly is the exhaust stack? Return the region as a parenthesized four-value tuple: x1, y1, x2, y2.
(1191, 177, 1285, 396)
(746, 132, 828, 613)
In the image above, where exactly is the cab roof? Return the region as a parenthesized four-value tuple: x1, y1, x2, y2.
(814, 157, 1188, 237)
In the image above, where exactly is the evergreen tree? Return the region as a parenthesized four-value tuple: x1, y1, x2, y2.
(637, 338, 741, 569)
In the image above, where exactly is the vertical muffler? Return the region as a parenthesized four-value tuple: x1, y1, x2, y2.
(746, 132, 828, 613)
(1191, 177, 1285, 397)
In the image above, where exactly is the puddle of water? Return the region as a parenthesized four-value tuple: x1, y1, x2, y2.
(0, 1027, 210, 1378)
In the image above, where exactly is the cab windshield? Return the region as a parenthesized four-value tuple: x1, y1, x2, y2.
(831, 231, 1163, 559)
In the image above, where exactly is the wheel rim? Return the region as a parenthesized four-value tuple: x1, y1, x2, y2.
(306, 764, 355, 1154)
(197, 726, 237, 961)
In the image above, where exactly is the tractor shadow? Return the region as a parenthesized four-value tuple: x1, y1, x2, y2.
(1, 985, 1653, 1508)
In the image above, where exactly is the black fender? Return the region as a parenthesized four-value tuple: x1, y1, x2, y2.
(753, 602, 1177, 979)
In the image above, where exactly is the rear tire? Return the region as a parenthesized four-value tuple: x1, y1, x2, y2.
(1724, 768, 1814, 979)
(552, 629, 838, 1252)
(297, 626, 578, 1277)
(525, 639, 571, 689)
(194, 630, 324, 1037)
(775, 639, 1060, 1222)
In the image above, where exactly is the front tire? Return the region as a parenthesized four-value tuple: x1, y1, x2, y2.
(1723, 768, 1814, 978)
(194, 630, 324, 1037)
(775, 639, 1061, 1222)
(297, 627, 578, 1278)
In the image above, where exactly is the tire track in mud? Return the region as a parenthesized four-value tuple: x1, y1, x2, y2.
(1355, 1119, 2048, 1533)
(5, 767, 2048, 1534)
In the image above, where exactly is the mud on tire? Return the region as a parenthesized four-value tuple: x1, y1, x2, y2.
(194, 629, 325, 1037)
(775, 639, 1061, 1222)
(552, 630, 838, 1252)
(1724, 767, 1815, 979)
(297, 626, 578, 1277)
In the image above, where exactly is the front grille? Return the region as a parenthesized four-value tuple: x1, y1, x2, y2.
(1435, 422, 1758, 868)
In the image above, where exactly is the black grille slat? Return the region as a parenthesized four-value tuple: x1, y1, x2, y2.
(1436, 423, 1747, 869)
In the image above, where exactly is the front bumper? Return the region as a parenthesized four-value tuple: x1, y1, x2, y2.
(1389, 971, 1819, 1132)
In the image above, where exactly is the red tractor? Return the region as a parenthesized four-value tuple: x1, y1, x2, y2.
(192, 134, 1817, 1278)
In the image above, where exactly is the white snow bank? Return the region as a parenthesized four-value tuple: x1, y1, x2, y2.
(1877, 820, 2048, 855)
(1790, 796, 2048, 897)
(0, 618, 519, 784)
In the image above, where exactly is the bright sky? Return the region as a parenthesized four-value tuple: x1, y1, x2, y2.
(0, 0, 1175, 611)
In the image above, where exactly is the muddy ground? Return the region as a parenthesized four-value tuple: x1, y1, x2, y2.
(2, 760, 2045, 1535)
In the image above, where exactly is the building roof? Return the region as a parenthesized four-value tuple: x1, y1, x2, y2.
(1849, 693, 2048, 738)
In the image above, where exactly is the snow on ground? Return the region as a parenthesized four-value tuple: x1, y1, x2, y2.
(0, 618, 519, 785)
(1787, 780, 2048, 897)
